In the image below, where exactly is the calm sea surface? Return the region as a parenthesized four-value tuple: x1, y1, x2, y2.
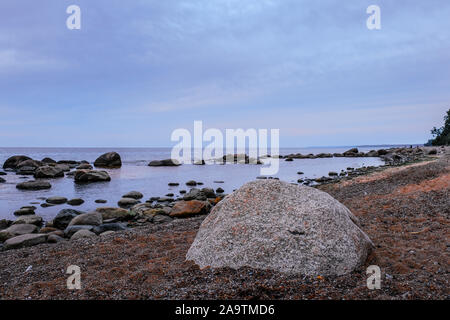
(0, 147, 387, 221)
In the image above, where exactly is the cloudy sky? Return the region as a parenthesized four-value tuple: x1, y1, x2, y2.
(0, 0, 449, 147)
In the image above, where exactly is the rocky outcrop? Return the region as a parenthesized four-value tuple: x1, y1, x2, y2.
(186, 179, 374, 276)
(94, 152, 122, 168)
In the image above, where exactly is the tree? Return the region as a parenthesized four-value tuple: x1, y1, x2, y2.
(428, 109, 450, 146)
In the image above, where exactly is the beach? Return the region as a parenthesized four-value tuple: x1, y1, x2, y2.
(0, 146, 448, 300)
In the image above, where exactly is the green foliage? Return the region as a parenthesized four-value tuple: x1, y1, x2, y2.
(429, 109, 450, 146)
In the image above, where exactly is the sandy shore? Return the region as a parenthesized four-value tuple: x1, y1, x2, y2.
(0, 148, 448, 300)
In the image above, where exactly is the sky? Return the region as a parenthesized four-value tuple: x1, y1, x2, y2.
(0, 0, 449, 147)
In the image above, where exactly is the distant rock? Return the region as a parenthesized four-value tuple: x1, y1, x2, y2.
(76, 164, 93, 170)
(0, 177, 6, 183)
(186, 180, 197, 186)
(343, 148, 359, 157)
(34, 166, 64, 178)
(94, 152, 122, 168)
(3, 234, 47, 250)
(118, 197, 140, 208)
(13, 206, 37, 216)
(46, 196, 68, 205)
(67, 198, 84, 206)
(3, 155, 32, 169)
(41, 157, 57, 164)
(16, 180, 51, 190)
(122, 191, 143, 200)
(74, 170, 111, 183)
(148, 159, 181, 167)
(186, 179, 374, 276)
(95, 199, 107, 204)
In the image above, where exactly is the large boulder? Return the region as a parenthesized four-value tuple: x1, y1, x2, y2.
(3, 155, 32, 169)
(34, 166, 64, 178)
(74, 170, 111, 183)
(148, 159, 181, 167)
(3, 234, 47, 250)
(94, 152, 122, 168)
(186, 180, 374, 276)
(16, 180, 51, 190)
(53, 209, 84, 229)
(0, 224, 38, 242)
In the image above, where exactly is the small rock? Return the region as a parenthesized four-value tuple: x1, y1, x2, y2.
(47, 234, 64, 243)
(71, 229, 97, 240)
(13, 208, 35, 216)
(118, 197, 140, 208)
(95, 199, 107, 203)
(148, 159, 181, 167)
(46, 196, 68, 205)
(122, 191, 143, 200)
(67, 198, 84, 206)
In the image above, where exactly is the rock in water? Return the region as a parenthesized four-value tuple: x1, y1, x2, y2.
(186, 180, 374, 276)
(74, 170, 111, 183)
(34, 166, 64, 178)
(3, 155, 32, 169)
(16, 180, 51, 190)
(94, 152, 122, 168)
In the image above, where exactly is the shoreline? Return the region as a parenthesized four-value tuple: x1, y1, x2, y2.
(0, 146, 448, 299)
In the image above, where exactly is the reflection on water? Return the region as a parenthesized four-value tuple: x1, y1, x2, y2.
(0, 147, 385, 221)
